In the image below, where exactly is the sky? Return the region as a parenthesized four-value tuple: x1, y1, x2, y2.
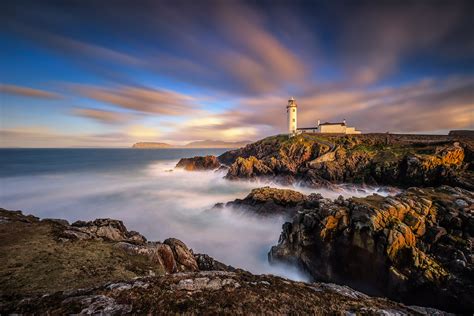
(0, 0, 473, 147)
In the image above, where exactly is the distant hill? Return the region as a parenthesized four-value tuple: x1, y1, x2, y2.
(183, 140, 251, 148)
(132, 142, 172, 149)
(132, 140, 251, 149)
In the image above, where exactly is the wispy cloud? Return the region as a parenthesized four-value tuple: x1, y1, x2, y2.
(73, 84, 200, 115)
(73, 108, 136, 124)
(1, 84, 61, 99)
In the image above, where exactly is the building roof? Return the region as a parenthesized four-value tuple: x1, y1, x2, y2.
(297, 127, 318, 130)
(319, 122, 346, 126)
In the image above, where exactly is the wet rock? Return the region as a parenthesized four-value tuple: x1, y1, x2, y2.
(224, 186, 320, 217)
(269, 186, 474, 313)
(175, 155, 221, 171)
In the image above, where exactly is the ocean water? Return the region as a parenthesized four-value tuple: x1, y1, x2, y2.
(0, 148, 391, 280)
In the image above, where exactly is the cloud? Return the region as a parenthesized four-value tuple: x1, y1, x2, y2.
(337, 2, 466, 84)
(73, 108, 135, 124)
(0, 84, 61, 99)
(73, 84, 200, 115)
(207, 76, 474, 135)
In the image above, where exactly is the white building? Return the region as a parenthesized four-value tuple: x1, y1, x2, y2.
(286, 97, 361, 134)
(286, 97, 297, 134)
(316, 120, 361, 134)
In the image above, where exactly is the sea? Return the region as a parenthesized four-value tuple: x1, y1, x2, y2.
(0, 148, 390, 280)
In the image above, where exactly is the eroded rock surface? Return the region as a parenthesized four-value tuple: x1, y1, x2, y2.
(269, 185, 474, 313)
(219, 134, 473, 189)
(2, 271, 447, 315)
(175, 155, 221, 171)
(223, 186, 321, 217)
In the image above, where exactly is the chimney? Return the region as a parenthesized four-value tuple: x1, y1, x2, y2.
(343, 119, 346, 125)
(317, 120, 320, 126)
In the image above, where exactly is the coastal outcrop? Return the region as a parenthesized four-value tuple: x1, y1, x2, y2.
(175, 155, 221, 171)
(267, 185, 474, 313)
(1, 208, 447, 315)
(175, 134, 471, 189)
(222, 186, 321, 217)
(218, 134, 473, 189)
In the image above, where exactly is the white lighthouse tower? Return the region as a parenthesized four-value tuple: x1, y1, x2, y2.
(286, 97, 297, 134)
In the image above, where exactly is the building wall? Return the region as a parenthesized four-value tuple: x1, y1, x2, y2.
(287, 106, 297, 134)
(318, 125, 361, 134)
(319, 124, 346, 133)
(345, 127, 361, 134)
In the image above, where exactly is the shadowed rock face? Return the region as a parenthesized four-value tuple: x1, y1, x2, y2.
(268, 186, 474, 313)
(175, 155, 221, 171)
(217, 134, 473, 189)
(2, 271, 447, 315)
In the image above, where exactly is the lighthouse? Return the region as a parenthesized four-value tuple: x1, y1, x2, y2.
(286, 97, 297, 134)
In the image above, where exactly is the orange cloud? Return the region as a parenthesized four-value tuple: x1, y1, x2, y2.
(1, 84, 61, 99)
(73, 84, 200, 115)
(73, 108, 135, 124)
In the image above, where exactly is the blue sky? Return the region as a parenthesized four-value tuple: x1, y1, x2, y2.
(1, 0, 473, 147)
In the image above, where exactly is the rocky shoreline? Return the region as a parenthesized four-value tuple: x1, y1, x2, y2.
(2, 133, 473, 314)
(176, 133, 473, 190)
(0, 207, 449, 315)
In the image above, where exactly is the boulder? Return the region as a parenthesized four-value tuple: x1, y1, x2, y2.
(175, 155, 221, 171)
(223, 186, 321, 217)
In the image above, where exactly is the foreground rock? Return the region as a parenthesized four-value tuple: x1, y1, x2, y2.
(0, 208, 199, 299)
(0, 208, 446, 315)
(218, 133, 473, 189)
(175, 155, 221, 171)
(2, 271, 446, 315)
(268, 186, 474, 313)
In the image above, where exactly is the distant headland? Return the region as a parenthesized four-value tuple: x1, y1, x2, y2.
(132, 140, 251, 149)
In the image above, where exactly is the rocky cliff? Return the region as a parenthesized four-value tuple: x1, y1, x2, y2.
(0, 208, 444, 315)
(218, 133, 473, 190)
(262, 186, 473, 313)
(177, 133, 473, 189)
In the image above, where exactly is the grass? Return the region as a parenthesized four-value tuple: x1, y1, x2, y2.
(0, 214, 165, 297)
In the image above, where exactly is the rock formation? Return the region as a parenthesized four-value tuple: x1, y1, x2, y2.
(179, 134, 473, 189)
(222, 186, 321, 217)
(175, 155, 221, 171)
(267, 186, 473, 313)
(1, 208, 448, 315)
(0, 208, 199, 298)
(219, 134, 473, 190)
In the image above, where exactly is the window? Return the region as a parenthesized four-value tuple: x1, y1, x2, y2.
(293, 118, 295, 122)
(293, 109, 295, 112)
